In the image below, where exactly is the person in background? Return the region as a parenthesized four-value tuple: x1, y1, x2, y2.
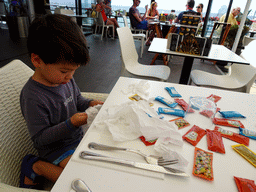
(146, 1, 159, 20)
(174, 0, 196, 23)
(104, 0, 112, 16)
(196, 3, 203, 19)
(129, 0, 149, 30)
(219, 7, 240, 25)
(96, 0, 119, 36)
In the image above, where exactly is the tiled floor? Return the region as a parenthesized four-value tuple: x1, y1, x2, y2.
(1, 26, 255, 94)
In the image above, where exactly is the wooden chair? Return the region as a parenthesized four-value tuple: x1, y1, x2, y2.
(209, 22, 231, 45)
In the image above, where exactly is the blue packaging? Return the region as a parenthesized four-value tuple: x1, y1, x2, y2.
(239, 127, 256, 140)
(158, 107, 185, 117)
(165, 87, 182, 97)
(155, 96, 178, 108)
(218, 111, 246, 118)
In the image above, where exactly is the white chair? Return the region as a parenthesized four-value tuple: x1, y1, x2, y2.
(242, 36, 255, 47)
(94, 12, 114, 40)
(189, 63, 256, 93)
(0, 2, 5, 28)
(117, 27, 170, 81)
(54, 8, 77, 23)
(123, 15, 145, 58)
(240, 39, 256, 68)
(0, 60, 109, 191)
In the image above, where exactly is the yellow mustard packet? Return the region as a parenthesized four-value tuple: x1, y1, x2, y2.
(232, 144, 256, 168)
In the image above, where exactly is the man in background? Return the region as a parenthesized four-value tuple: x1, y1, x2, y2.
(174, 0, 196, 23)
(219, 7, 240, 25)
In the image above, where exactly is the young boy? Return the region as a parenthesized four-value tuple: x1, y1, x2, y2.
(20, 14, 103, 189)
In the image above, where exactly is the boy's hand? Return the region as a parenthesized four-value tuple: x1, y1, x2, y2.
(89, 100, 104, 107)
(70, 113, 88, 127)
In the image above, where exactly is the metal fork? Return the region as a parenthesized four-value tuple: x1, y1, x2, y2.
(88, 142, 178, 166)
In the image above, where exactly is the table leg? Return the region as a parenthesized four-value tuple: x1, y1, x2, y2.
(250, 33, 254, 37)
(179, 56, 194, 85)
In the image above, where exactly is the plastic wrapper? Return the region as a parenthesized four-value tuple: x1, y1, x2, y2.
(158, 107, 185, 117)
(174, 98, 194, 112)
(218, 111, 246, 119)
(232, 144, 256, 168)
(165, 87, 182, 97)
(206, 129, 225, 154)
(200, 110, 215, 118)
(239, 127, 256, 140)
(155, 96, 178, 108)
(169, 117, 190, 129)
(214, 126, 249, 146)
(129, 94, 154, 106)
(213, 118, 245, 128)
(139, 136, 157, 146)
(193, 147, 214, 181)
(234, 176, 256, 192)
(206, 94, 221, 103)
(182, 125, 206, 146)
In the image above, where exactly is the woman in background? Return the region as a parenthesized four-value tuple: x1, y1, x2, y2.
(146, 2, 159, 20)
(196, 3, 204, 19)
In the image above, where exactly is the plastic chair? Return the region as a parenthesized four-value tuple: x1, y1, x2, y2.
(0, 2, 5, 28)
(0, 60, 109, 191)
(117, 27, 171, 81)
(94, 12, 114, 40)
(240, 39, 256, 68)
(123, 15, 145, 58)
(189, 63, 256, 93)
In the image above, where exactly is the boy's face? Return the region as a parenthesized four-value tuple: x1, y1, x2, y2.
(32, 54, 80, 87)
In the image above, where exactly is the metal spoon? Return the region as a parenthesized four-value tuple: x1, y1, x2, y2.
(71, 179, 92, 192)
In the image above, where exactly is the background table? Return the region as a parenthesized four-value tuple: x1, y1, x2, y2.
(148, 38, 250, 84)
(51, 77, 256, 192)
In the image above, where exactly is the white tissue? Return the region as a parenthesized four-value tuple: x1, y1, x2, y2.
(121, 80, 150, 96)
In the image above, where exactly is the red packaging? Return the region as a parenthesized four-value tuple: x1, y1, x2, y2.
(206, 129, 225, 154)
(174, 98, 194, 112)
(207, 94, 221, 103)
(200, 110, 215, 118)
(234, 176, 256, 192)
(213, 118, 245, 128)
(214, 126, 249, 146)
(139, 136, 157, 146)
(182, 125, 206, 146)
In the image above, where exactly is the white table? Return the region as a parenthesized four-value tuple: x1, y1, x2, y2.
(51, 77, 256, 192)
(148, 38, 249, 85)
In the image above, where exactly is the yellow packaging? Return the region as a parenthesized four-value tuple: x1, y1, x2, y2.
(232, 144, 256, 168)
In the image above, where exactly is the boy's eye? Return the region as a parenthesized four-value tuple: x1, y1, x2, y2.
(60, 71, 68, 74)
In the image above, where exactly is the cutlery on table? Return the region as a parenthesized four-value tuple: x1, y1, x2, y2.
(80, 151, 189, 177)
(71, 178, 92, 192)
(88, 142, 178, 166)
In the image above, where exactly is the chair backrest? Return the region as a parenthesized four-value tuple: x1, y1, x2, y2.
(123, 15, 128, 28)
(117, 27, 139, 66)
(240, 39, 256, 68)
(96, 12, 105, 26)
(0, 60, 38, 187)
(230, 63, 256, 93)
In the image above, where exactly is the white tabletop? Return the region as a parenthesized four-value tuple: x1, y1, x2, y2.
(148, 38, 249, 64)
(51, 77, 256, 192)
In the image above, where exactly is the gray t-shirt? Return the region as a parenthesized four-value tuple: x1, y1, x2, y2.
(20, 77, 92, 162)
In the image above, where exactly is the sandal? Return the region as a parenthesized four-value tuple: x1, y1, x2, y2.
(19, 154, 45, 189)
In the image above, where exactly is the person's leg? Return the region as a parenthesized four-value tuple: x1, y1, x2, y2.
(106, 19, 117, 36)
(108, 18, 119, 28)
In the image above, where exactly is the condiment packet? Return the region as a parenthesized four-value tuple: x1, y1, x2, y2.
(234, 176, 256, 192)
(174, 98, 195, 112)
(169, 117, 190, 129)
(218, 111, 246, 118)
(239, 127, 256, 140)
(214, 126, 249, 146)
(165, 87, 182, 97)
(158, 107, 185, 117)
(193, 147, 214, 181)
(206, 129, 225, 154)
(200, 110, 215, 118)
(129, 94, 153, 106)
(207, 94, 221, 103)
(139, 136, 157, 146)
(155, 96, 178, 108)
(232, 144, 256, 168)
(213, 118, 245, 128)
(182, 125, 206, 146)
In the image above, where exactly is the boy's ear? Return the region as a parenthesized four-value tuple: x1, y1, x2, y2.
(31, 53, 44, 68)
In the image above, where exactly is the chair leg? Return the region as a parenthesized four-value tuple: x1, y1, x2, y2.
(112, 26, 114, 39)
(101, 26, 104, 41)
(140, 37, 144, 58)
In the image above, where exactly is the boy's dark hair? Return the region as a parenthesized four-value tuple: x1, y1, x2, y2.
(187, 0, 195, 8)
(27, 14, 90, 66)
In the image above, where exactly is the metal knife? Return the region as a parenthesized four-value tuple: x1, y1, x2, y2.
(80, 151, 189, 177)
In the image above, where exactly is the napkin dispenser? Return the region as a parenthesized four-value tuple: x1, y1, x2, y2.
(167, 33, 212, 56)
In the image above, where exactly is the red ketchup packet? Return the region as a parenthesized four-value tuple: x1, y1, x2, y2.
(193, 147, 214, 181)
(169, 117, 190, 129)
(206, 129, 225, 154)
(214, 126, 249, 146)
(182, 125, 206, 146)
(174, 98, 195, 112)
(234, 176, 256, 192)
(139, 136, 157, 146)
(200, 110, 215, 118)
(207, 94, 221, 103)
(213, 118, 245, 128)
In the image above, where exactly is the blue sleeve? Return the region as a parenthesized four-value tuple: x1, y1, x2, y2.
(177, 12, 183, 22)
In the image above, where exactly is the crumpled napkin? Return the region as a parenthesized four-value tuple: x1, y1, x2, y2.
(121, 80, 150, 97)
(82, 104, 103, 133)
(93, 100, 188, 170)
